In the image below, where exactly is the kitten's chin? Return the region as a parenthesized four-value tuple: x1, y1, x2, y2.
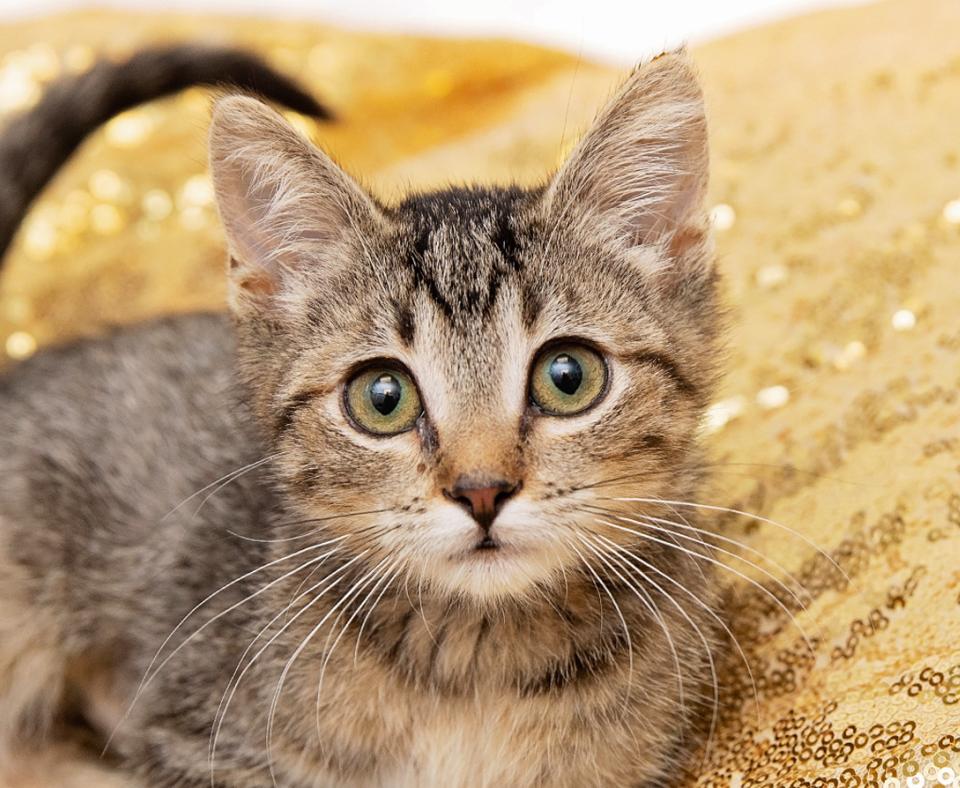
(411, 502, 572, 603)
(436, 534, 565, 602)
(435, 546, 559, 602)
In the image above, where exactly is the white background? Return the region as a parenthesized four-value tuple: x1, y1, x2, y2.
(0, 0, 867, 63)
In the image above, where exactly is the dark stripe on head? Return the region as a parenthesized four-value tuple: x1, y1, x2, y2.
(395, 301, 416, 345)
(521, 280, 543, 328)
(394, 186, 535, 325)
(631, 352, 698, 398)
(492, 209, 521, 270)
(408, 228, 456, 320)
(274, 390, 319, 439)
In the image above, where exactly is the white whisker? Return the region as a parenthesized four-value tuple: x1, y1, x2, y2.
(264, 556, 393, 783)
(314, 560, 402, 738)
(209, 550, 369, 782)
(353, 563, 403, 666)
(569, 536, 635, 719)
(592, 507, 808, 611)
(162, 454, 279, 522)
(597, 516, 814, 656)
(606, 496, 851, 586)
(105, 535, 347, 753)
(595, 529, 761, 729)
(576, 533, 686, 732)
(590, 530, 722, 763)
(226, 508, 390, 543)
(649, 508, 811, 604)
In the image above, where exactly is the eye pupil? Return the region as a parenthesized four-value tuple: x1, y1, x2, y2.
(369, 373, 402, 415)
(549, 354, 582, 395)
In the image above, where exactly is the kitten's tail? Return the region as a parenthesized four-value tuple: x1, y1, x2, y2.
(0, 43, 331, 261)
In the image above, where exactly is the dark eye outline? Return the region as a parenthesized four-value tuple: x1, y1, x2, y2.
(527, 338, 611, 417)
(341, 358, 425, 438)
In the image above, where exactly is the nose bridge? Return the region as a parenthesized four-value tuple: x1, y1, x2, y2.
(440, 411, 521, 484)
(424, 311, 527, 485)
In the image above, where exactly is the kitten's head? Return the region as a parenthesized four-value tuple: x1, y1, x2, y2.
(209, 52, 720, 604)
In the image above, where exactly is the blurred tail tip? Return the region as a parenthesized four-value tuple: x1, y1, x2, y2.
(290, 93, 335, 121)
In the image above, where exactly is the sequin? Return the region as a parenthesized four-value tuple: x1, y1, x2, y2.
(22, 214, 57, 259)
(837, 196, 863, 218)
(62, 45, 94, 73)
(756, 385, 790, 409)
(89, 169, 130, 203)
(0, 59, 40, 113)
(892, 309, 917, 331)
(141, 189, 173, 221)
(90, 204, 124, 235)
(755, 263, 788, 288)
(833, 340, 867, 370)
(106, 110, 154, 147)
(179, 175, 214, 208)
(710, 203, 736, 231)
(703, 395, 747, 433)
(5, 331, 36, 360)
(942, 199, 960, 225)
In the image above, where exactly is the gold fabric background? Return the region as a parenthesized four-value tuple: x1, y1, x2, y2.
(1, 0, 959, 784)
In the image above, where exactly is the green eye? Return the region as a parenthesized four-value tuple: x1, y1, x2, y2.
(530, 343, 607, 416)
(345, 366, 422, 435)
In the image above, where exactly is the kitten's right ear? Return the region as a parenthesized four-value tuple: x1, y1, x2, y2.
(209, 95, 381, 316)
(544, 51, 709, 261)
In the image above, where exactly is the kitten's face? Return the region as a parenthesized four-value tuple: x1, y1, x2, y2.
(210, 52, 718, 604)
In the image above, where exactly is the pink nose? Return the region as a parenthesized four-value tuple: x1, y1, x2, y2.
(445, 477, 520, 532)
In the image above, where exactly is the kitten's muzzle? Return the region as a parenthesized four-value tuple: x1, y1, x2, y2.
(444, 476, 520, 534)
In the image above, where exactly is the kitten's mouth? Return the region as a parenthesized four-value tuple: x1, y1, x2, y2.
(450, 532, 528, 563)
(474, 535, 500, 551)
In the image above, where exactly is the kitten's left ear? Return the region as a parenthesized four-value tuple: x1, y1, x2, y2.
(208, 95, 382, 316)
(545, 51, 709, 257)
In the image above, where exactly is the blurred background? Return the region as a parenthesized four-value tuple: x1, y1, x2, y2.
(1, 0, 865, 62)
(2, 1, 960, 785)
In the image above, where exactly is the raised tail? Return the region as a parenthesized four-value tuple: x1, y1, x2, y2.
(0, 43, 331, 261)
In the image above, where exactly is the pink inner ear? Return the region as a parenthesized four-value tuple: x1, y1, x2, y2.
(668, 225, 707, 259)
(228, 253, 279, 307)
(237, 270, 278, 299)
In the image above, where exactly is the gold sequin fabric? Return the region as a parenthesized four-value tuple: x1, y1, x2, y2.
(1, 1, 959, 785)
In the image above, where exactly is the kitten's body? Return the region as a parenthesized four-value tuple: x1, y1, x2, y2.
(1, 299, 706, 788)
(0, 50, 722, 786)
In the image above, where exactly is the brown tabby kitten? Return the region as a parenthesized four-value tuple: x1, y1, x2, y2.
(0, 50, 722, 786)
